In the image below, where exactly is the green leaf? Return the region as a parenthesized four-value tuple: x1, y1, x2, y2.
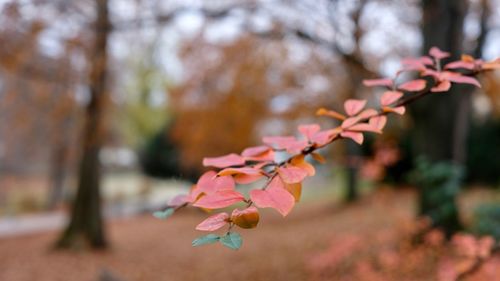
(219, 232, 243, 250)
(192, 234, 220, 247)
(153, 208, 174, 220)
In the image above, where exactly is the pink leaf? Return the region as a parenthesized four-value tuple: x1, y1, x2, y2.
(193, 190, 245, 209)
(250, 177, 295, 216)
(398, 79, 426, 92)
(422, 69, 441, 79)
(344, 99, 367, 116)
(241, 146, 270, 157)
(362, 78, 393, 88)
(401, 58, 427, 71)
(419, 56, 434, 65)
(192, 171, 235, 199)
(340, 131, 364, 145)
(195, 212, 230, 231)
(310, 128, 341, 147)
(380, 91, 403, 106)
(369, 116, 387, 131)
(217, 167, 265, 184)
(431, 80, 451, 92)
(278, 166, 309, 184)
(429, 47, 450, 60)
(341, 116, 362, 129)
(262, 136, 307, 153)
(357, 109, 378, 119)
(444, 60, 475, 70)
(348, 123, 381, 134)
(298, 124, 321, 140)
(203, 153, 245, 168)
(446, 75, 481, 88)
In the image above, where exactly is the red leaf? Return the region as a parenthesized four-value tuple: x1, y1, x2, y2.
(278, 166, 309, 184)
(445, 75, 481, 88)
(250, 177, 295, 216)
(429, 47, 450, 60)
(203, 153, 245, 168)
(340, 131, 364, 144)
(298, 124, 321, 140)
(431, 80, 451, 92)
(195, 212, 230, 231)
(344, 99, 367, 116)
(362, 78, 393, 88)
(193, 190, 245, 209)
(380, 91, 403, 106)
(398, 79, 426, 92)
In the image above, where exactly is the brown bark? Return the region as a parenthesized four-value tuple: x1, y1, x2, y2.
(56, 0, 109, 249)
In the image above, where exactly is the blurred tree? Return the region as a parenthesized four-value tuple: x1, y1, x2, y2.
(57, 0, 109, 249)
(411, 0, 491, 236)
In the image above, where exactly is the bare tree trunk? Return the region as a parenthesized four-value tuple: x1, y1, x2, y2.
(57, 0, 109, 249)
(412, 0, 468, 236)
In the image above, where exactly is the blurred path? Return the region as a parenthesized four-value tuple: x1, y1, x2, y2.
(0, 212, 66, 237)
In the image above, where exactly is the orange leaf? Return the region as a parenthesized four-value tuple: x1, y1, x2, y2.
(316, 108, 346, 120)
(382, 106, 406, 115)
(278, 166, 309, 183)
(311, 152, 326, 164)
(291, 155, 315, 176)
(284, 182, 302, 202)
(231, 206, 260, 229)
